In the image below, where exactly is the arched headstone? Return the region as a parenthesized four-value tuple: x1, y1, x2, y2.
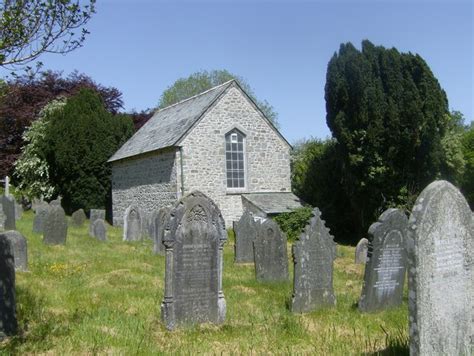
(408, 180, 473, 355)
(153, 207, 170, 255)
(89, 209, 105, 236)
(233, 210, 257, 263)
(0, 231, 28, 271)
(71, 209, 86, 226)
(253, 218, 288, 282)
(43, 204, 67, 245)
(123, 205, 142, 241)
(0, 236, 17, 338)
(358, 209, 407, 313)
(355, 238, 369, 264)
(161, 191, 227, 330)
(92, 219, 107, 241)
(291, 208, 336, 312)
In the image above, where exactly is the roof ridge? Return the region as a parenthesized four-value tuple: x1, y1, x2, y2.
(154, 79, 235, 114)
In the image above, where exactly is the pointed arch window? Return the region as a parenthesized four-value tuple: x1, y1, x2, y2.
(225, 130, 245, 188)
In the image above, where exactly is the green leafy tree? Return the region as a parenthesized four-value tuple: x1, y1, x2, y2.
(13, 98, 66, 199)
(461, 122, 474, 208)
(325, 40, 450, 240)
(0, 0, 95, 69)
(42, 89, 133, 213)
(158, 69, 279, 127)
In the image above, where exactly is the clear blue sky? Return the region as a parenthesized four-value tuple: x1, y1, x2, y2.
(5, 0, 473, 144)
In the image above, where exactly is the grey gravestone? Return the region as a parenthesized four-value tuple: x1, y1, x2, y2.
(33, 205, 50, 233)
(71, 209, 86, 226)
(92, 219, 107, 241)
(89, 209, 105, 236)
(0, 205, 5, 231)
(123, 205, 143, 241)
(1, 196, 16, 231)
(291, 208, 336, 312)
(358, 209, 407, 313)
(14, 202, 22, 220)
(253, 218, 288, 282)
(355, 238, 369, 264)
(153, 207, 170, 255)
(141, 212, 152, 240)
(49, 196, 62, 207)
(233, 210, 257, 263)
(0, 231, 28, 272)
(43, 204, 68, 245)
(407, 180, 473, 355)
(0, 236, 17, 339)
(161, 191, 227, 330)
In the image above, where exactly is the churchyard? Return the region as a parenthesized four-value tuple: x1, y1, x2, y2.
(0, 209, 410, 354)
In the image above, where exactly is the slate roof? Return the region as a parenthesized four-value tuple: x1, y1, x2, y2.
(242, 192, 303, 215)
(108, 80, 234, 162)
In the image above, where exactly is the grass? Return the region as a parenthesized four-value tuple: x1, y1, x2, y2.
(1, 211, 409, 355)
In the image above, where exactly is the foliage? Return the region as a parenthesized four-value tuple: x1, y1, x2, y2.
(40, 89, 133, 213)
(325, 40, 450, 240)
(127, 109, 154, 130)
(440, 113, 465, 185)
(461, 122, 474, 208)
(13, 99, 66, 199)
(0, 70, 124, 177)
(158, 69, 279, 127)
(2, 211, 409, 354)
(0, 0, 95, 69)
(273, 206, 314, 242)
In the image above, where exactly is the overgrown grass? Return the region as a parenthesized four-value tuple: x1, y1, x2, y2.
(1, 211, 409, 354)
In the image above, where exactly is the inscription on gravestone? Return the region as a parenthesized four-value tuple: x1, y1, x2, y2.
(233, 210, 257, 263)
(123, 205, 142, 241)
(291, 208, 336, 312)
(1, 196, 16, 231)
(43, 204, 68, 245)
(408, 180, 473, 356)
(89, 209, 105, 236)
(253, 218, 288, 282)
(153, 207, 170, 255)
(0, 231, 28, 272)
(0, 236, 17, 339)
(161, 191, 226, 330)
(355, 238, 369, 264)
(358, 209, 407, 313)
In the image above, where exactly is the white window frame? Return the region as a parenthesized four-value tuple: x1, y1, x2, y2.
(225, 129, 246, 190)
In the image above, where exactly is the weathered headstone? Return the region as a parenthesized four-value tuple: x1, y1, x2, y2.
(0, 205, 5, 231)
(253, 218, 288, 282)
(14, 202, 22, 220)
(71, 209, 86, 226)
(0, 235, 17, 339)
(408, 180, 473, 355)
(141, 212, 152, 240)
(89, 209, 105, 236)
(233, 210, 257, 263)
(4, 176, 9, 197)
(43, 204, 67, 245)
(49, 196, 62, 207)
(33, 205, 50, 233)
(153, 207, 170, 255)
(355, 238, 369, 264)
(123, 205, 143, 241)
(92, 219, 107, 241)
(291, 208, 336, 312)
(0, 231, 28, 272)
(1, 196, 16, 231)
(161, 191, 227, 330)
(358, 209, 407, 313)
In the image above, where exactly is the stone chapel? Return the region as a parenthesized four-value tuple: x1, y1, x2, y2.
(108, 80, 301, 227)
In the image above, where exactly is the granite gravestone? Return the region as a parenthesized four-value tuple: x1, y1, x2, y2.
(14, 202, 22, 220)
(0, 205, 5, 231)
(358, 209, 407, 313)
(153, 207, 170, 256)
(123, 205, 142, 241)
(0, 236, 17, 339)
(0, 231, 28, 271)
(161, 191, 227, 330)
(253, 218, 289, 282)
(89, 209, 105, 236)
(233, 210, 257, 263)
(1, 196, 16, 231)
(407, 181, 473, 356)
(33, 205, 50, 233)
(92, 219, 107, 241)
(355, 238, 369, 264)
(71, 209, 86, 226)
(291, 208, 336, 312)
(43, 204, 68, 245)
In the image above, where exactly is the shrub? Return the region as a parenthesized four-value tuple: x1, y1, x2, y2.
(273, 206, 314, 242)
